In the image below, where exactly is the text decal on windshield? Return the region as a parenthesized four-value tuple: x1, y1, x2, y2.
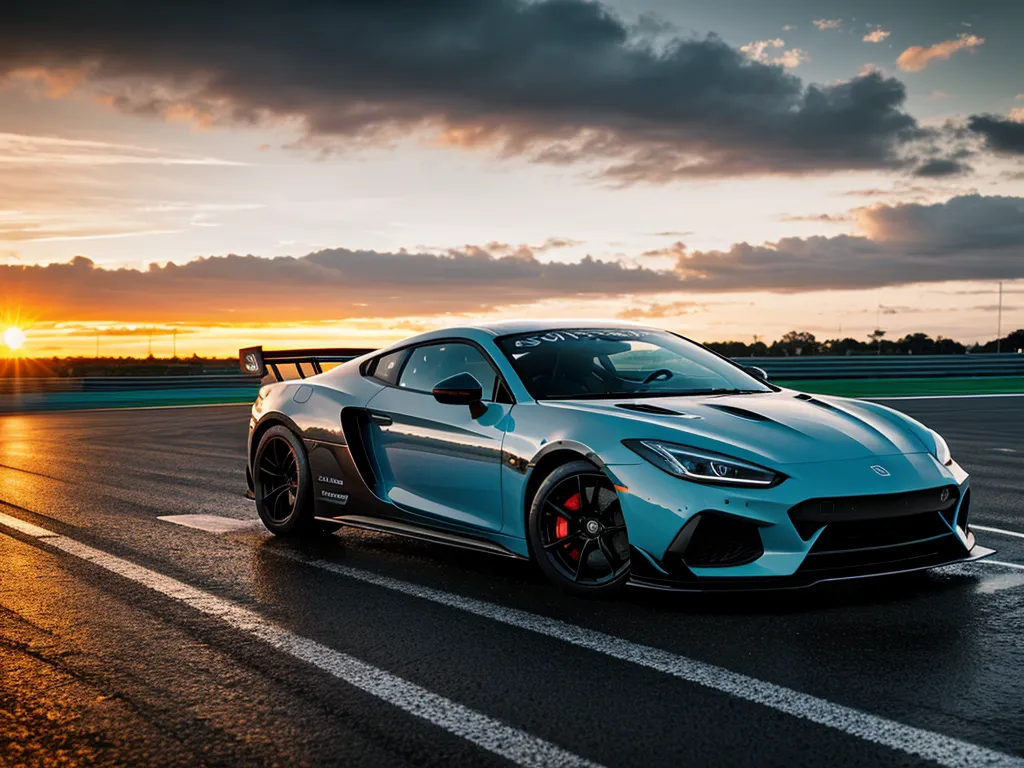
(512, 329, 651, 348)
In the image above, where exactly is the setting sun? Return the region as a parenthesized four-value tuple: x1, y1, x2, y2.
(3, 327, 26, 351)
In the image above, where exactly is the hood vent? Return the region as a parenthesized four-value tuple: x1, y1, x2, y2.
(794, 393, 844, 413)
(706, 404, 772, 422)
(616, 402, 686, 416)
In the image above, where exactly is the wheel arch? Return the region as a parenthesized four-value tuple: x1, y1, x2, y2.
(249, 412, 304, 472)
(522, 444, 605, 524)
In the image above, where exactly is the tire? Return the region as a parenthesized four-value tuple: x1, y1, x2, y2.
(253, 425, 318, 536)
(527, 460, 631, 596)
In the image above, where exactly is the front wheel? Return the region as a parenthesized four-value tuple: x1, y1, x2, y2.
(528, 460, 631, 595)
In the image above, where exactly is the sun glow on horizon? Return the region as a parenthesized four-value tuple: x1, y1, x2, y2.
(3, 327, 26, 351)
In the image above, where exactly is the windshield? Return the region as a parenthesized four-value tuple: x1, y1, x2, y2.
(496, 328, 772, 400)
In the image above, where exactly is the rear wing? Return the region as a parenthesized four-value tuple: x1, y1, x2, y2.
(239, 346, 377, 382)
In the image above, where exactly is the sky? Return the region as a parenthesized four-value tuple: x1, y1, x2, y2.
(1, 0, 1023, 358)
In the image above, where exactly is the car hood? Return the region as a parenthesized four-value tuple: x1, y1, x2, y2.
(543, 390, 929, 466)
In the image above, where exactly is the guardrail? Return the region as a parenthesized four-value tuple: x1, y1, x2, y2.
(1, 356, 1023, 395)
(741, 354, 1024, 380)
(0, 374, 260, 395)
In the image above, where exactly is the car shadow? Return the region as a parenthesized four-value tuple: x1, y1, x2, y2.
(251, 527, 983, 617)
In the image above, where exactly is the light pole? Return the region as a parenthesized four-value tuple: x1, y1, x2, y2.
(997, 281, 1003, 354)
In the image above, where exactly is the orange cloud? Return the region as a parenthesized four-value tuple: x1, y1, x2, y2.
(897, 34, 984, 72)
(5, 66, 86, 98)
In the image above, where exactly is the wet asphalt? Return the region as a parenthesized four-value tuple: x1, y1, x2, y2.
(1, 397, 1023, 767)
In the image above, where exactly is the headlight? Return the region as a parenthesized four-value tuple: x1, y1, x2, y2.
(624, 439, 782, 487)
(930, 429, 952, 466)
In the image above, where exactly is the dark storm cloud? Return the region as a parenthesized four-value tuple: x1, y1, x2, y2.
(967, 115, 1024, 155)
(0, 0, 932, 179)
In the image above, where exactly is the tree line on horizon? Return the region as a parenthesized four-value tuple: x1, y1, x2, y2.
(705, 328, 1024, 357)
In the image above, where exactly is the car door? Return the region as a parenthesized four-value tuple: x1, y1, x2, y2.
(365, 341, 512, 532)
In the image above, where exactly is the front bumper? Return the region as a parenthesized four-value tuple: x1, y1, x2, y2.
(606, 452, 992, 589)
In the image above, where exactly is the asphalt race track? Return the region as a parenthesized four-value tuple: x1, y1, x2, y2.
(2, 397, 1023, 767)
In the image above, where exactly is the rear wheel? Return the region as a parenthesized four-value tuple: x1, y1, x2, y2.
(528, 460, 631, 595)
(253, 425, 318, 536)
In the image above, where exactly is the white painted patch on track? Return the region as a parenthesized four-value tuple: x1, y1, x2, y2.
(158, 514, 262, 533)
(972, 524, 1024, 541)
(264, 546, 1024, 768)
(0, 511, 601, 768)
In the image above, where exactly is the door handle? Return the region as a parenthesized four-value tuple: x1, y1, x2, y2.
(369, 412, 393, 427)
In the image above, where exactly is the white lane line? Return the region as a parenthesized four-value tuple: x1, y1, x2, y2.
(0, 511, 59, 538)
(868, 393, 1024, 401)
(266, 548, 1024, 768)
(984, 560, 1024, 571)
(158, 514, 262, 533)
(0, 512, 600, 768)
(972, 525, 1024, 541)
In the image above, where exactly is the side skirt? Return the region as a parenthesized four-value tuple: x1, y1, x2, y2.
(317, 514, 529, 560)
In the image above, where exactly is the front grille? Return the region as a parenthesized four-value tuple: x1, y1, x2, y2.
(811, 512, 950, 554)
(791, 486, 965, 575)
(789, 485, 959, 540)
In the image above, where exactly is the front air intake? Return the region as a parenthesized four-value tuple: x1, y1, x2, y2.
(956, 489, 971, 532)
(667, 512, 764, 568)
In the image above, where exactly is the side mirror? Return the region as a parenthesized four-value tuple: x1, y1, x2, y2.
(744, 365, 769, 381)
(432, 372, 483, 406)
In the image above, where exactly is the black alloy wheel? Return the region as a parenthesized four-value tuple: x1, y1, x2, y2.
(529, 460, 631, 594)
(253, 425, 316, 535)
(257, 436, 299, 523)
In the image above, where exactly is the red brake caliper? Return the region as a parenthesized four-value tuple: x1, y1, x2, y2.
(557, 492, 582, 560)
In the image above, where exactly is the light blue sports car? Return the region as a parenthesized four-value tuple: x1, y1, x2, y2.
(241, 320, 991, 594)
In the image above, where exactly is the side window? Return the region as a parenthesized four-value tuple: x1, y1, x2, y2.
(370, 349, 407, 386)
(398, 342, 498, 400)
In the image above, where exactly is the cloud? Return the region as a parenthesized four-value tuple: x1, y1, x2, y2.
(6, 196, 1024, 325)
(778, 213, 850, 223)
(640, 241, 688, 258)
(617, 301, 700, 320)
(967, 114, 1024, 155)
(813, 19, 843, 30)
(0, 132, 243, 166)
(0, 0, 931, 181)
(4, 66, 85, 97)
(739, 39, 808, 69)
(912, 158, 971, 177)
(672, 195, 1024, 292)
(0, 248, 685, 323)
(897, 34, 984, 72)
(863, 28, 891, 43)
